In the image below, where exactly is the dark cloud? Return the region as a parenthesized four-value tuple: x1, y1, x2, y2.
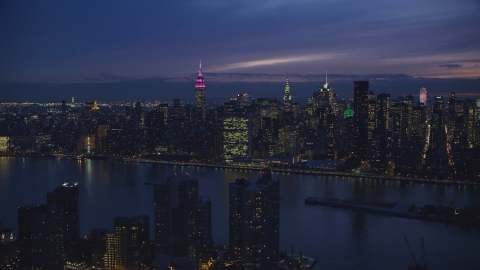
(438, 64, 463, 69)
(82, 73, 131, 82)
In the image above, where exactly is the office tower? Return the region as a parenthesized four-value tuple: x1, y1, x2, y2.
(18, 204, 65, 270)
(223, 114, 250, 160)
(283, 77, 292, 112)
(228, 168, 279, 270)
(313, 72, 333, 112)
(353, 80, 369, 159)
(154, 174, 199, 269)
(420, 86, 428, 105)
(377, 94, 391, 132)
(47, 183, 80, 241)
(237, 93, 251, 109)
(194, 60, 206, 123)
(71, 97, 76, 108)
(229, 177, 250, 258)
(104, 215, 150, 269)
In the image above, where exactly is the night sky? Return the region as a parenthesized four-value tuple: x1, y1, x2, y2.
(1, 1, 479, 102)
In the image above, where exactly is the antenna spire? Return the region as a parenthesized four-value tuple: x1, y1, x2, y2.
(198, 59, 202, 76)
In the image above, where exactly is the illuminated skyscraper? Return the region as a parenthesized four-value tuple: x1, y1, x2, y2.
(104, 215, 150, 269)
(283, 76, 292, 112)
(313, 71, 334, 111)
(228, 168, 279, 270)
(194, 60, 206, 123)
(223, 114, 250, 160)
(419, 85, 428, 105)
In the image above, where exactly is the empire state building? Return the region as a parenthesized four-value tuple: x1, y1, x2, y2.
(194, 60, 206, 123)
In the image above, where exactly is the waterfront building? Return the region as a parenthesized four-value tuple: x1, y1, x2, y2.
(244, 169, 279, 270)
(104, 215, 150, 269)
(47, 182, 80, 241)
(90, 228, 110, 269)
(228, 169, 280, 270)
(154, 174, 199, 270)
(229, 177, 250, 258)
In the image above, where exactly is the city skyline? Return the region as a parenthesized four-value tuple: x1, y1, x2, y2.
(1, 1, 480, 102)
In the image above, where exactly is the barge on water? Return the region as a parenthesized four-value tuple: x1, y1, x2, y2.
(305, 197, 480, 228)
(305, 197, 420, 219)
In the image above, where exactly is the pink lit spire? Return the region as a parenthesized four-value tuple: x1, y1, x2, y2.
(195, 59, 205, 88)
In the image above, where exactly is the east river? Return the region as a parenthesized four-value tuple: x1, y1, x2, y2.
(1, 157, 479, 269)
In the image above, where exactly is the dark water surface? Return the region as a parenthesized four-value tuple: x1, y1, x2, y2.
(1, 157, 479, 270)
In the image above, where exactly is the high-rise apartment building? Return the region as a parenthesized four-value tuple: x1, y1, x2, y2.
(229, 177, 250, 258)
(229, 169, 280, 270)
(104, 215, 150, 269)
(47, 182, 80, 241)
(154, 174, 199, 270)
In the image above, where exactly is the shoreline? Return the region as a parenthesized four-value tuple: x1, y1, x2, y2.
(1, 154, 476, 186)
(126, 158, 478, 186)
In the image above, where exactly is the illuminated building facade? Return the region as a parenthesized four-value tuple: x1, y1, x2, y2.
(194, 60, 206, 123)
(154, 174, 199, 269)
(90, 228, 110, 269)
(0, 136, 9, 151)
(243, 169, 279, 270)
(104, 215, 150, 269)
(223, 114, 250, 160)
(312, 71, 335, 117)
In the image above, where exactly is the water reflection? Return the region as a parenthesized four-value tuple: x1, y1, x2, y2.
(0, 158, 479, 270)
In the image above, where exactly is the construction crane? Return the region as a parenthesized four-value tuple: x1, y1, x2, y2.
(404, 236, 427, 270)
